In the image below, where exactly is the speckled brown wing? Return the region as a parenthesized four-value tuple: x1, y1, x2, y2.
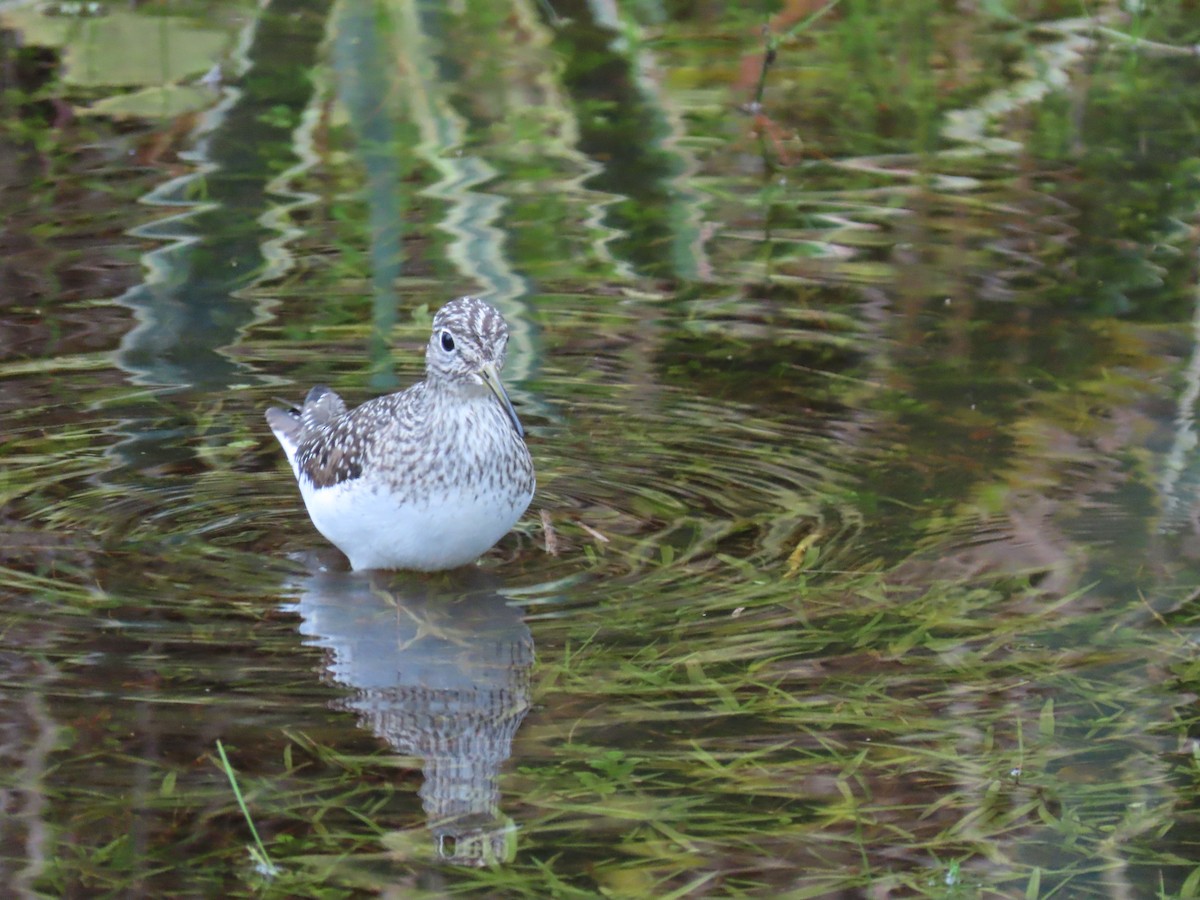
(294, 405, 373, 489)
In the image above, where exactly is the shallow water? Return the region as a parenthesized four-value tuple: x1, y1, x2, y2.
(4, 1, 1200, 896)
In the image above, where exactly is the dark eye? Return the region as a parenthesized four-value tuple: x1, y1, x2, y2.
(440, 331, 455, 352)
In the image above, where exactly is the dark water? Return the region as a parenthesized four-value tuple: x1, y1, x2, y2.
(3, 1, 1200, 896)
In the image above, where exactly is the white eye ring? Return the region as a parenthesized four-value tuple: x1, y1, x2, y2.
(440, 330, 455, 352)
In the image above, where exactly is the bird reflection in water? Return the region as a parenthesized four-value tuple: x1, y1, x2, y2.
(286, 556, 533, 866)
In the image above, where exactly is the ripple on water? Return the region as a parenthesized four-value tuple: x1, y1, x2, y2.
(532, 388, 856, 569)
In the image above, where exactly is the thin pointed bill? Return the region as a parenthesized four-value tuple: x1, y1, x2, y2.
(480, 363, 524, 439)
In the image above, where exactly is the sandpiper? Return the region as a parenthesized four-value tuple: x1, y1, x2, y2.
(266, 297, 535, 571)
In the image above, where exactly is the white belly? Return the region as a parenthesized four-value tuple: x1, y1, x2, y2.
(299, 477, 531, 571)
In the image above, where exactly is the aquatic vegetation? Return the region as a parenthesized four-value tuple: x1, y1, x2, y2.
(2, 0, 1200, 896)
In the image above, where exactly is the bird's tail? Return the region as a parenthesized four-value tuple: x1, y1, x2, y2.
(265, 385, 347, 467)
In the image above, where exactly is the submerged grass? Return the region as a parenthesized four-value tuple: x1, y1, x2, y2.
(12, 530, 1189, 897)
(155, 566, 1185, 897)
(4, 0, 1200, 896)
(215, 739, 279, 878)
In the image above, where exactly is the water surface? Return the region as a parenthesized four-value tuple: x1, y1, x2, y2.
(2, 1, 1200, 896)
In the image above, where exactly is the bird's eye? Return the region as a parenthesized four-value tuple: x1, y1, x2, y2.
(440, 331, 455, 352)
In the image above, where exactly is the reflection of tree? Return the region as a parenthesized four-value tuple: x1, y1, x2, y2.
(114, 0, 329, 391)
(0, 26, 153, 419)
(0, 640, 58, 899)
(289, 562, 533, 866)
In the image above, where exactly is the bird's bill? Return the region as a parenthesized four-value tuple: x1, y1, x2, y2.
(480, 363, 524, 439)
